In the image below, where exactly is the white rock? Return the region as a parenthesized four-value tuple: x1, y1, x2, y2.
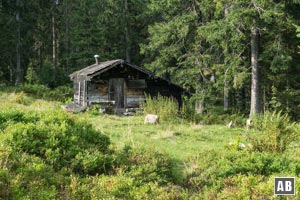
(144, 114, 159, 124)
(239, 143, 246, 148)
(246, 119, 252, 129)
(228, 120, 233, 128)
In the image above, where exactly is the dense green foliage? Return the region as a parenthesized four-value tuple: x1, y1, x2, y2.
(0, 84, 73, 102)
(1, 109, 111, 173)
(249, 111, 299, 153)
(1, 91, 300, 199)
(1, 0, 300, 198)
(0, 107, 179, 199)
(141, 94, 179, 122)
(1, 0, 300, 117)
(142, 0, 300, 118)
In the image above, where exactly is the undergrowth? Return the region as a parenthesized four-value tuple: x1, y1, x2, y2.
(141, 94, 179, 122)
(1, 90, 300, 199)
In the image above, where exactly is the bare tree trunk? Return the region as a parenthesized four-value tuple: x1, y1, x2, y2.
(224, 81, 229, 111)
(195, 99, 205, 114)
(223, 5, 229, 111)
(124, 0, 130, 62)
(195, 88, 205, 114)
(15, 0, 23, 86)
(250, 27, 261, 117)
(65, 0, 70, 72)
(52, 13, 56, 79)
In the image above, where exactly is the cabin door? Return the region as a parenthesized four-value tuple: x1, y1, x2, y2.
(109, 78, 125, 109)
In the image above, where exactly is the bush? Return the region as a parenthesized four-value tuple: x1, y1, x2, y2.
(120, 147, 173, 185)
(66, 174, 185, 200)
(6, 92, 33, 105)
(18, 84, 49, 97)
(141, 94, 179, 122)
(17, 84, 73, 102)
(87, 104, 101, 116)
(249, 110, 299, 153)
(193, 112, 245, 126)
(62, 147, 182, 199)
(184, 150, 300, 198)
(3, 109, 111, 174)
(179, 97, 196, 121)
(47, 85, 73, 102)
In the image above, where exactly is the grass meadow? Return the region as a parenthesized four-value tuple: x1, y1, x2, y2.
(1, 89, 300, 199)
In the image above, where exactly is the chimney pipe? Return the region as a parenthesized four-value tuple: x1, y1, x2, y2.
(94, 55, 99, 65)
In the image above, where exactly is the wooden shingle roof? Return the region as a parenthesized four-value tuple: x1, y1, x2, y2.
(69, 59, 187, 91)
(70, 59, 159, 80)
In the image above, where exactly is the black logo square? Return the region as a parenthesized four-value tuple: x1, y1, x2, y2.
(274, 177, 295, 195)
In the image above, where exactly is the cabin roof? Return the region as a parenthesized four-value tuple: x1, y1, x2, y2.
(70, 59, 158, 79)
(69, 59, 186, 91)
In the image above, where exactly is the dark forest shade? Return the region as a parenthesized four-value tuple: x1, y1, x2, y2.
(69, 59, 186, 112)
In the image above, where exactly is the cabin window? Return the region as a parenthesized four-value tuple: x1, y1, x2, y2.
(127, 79, 146, 89)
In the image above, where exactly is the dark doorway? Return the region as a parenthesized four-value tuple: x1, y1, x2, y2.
(109, 78, 125, 109)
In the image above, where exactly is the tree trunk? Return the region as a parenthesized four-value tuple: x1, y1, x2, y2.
(195, 89, 205, 114)
(250, 27, 261, 117)
(15, 0, 23, 86)
(195, 99, 205, 114)
(124, 0, 130, 62)
(224, 81, 229, 111)
(65, 0, 70, 72)
(223, 5, 229, 111)
(52, 11, 57, 80)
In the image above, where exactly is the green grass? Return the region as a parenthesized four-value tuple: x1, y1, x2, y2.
(0, 90, 247, 161)
(2, 90, 300, 198)
(81, 114, 245, 160)
(0, 90, 247, 183)
(74, 112, 247, 183)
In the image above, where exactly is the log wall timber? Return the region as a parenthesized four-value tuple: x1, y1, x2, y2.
(126, 88, 145, 107)
(87, 80, 145, 107)
(87, 81, 109, 103)
(71, 61, 186, 110)
(73, 77, 87, 106)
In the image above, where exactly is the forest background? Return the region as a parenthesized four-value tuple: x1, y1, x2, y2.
(1, 0, 300, 118)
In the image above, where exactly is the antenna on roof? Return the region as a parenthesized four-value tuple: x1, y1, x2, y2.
(94, 55, 99, 65)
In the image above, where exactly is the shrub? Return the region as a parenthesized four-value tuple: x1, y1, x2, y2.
(193, 112, 245, 126)
(9, 154, 58, 200)
(87, 104, 101, 116)
(6, 92, 33, 105)
(141, 94, 178, 122)
(115, 147, 174, 185)
(180, 97, 195, 121)
(184, 150, 300, 196)
(0, 109, 39, 130)
(66, 174, 185, 200)
(249, 110, 299, 153)
(71, 150, 112, 175)
(47, 85, 73, 102)
(3, 109, 111, 174)
(18, 84, 49, 97)
(18, 84, 73, 102)
(0, 169, 11, 198)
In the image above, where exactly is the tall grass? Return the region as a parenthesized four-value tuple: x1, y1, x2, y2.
(141, 94, 178, 122)
(249, 111, 299, 153)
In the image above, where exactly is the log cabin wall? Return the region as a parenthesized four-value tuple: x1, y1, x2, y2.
(87, 64, 148, 108)
(73, 76, 88, 106)
(126, 88, 145, 108)
(87, 81, 109, 104)
(71, 61, 185, 109)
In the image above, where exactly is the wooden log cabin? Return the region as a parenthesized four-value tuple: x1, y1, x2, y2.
(69, 59, 186, 113)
